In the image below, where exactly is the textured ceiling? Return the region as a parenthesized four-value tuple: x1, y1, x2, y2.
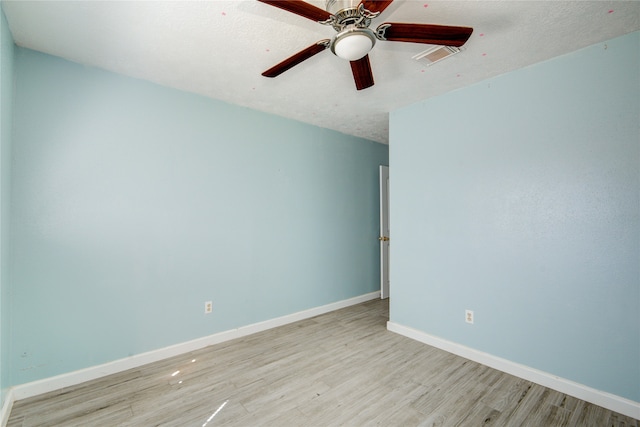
(3, 1, 639, 144)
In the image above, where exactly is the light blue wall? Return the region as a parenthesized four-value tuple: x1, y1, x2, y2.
(390, 31, 639, 402)
(9, 48, 388, 386)
(0, 8, 14, 406)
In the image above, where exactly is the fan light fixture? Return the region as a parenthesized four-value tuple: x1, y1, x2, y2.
(331, 27, 376, 61)
(258, 0, 474, 91)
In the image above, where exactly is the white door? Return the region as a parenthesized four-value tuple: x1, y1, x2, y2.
(379, 165, 390, 299)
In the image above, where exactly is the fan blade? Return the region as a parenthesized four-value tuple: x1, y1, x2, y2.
(350, 55, 374, 91)
(262, 40, 330, 78)
(360, 0, 394, 14)
(257, 0, 332, 22)
(377, 22, 473, 47)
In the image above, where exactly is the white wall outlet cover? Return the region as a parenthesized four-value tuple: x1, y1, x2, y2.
(465, 310, 474, 324)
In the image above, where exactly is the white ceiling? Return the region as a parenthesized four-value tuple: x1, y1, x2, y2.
(2, 1, 639, 144)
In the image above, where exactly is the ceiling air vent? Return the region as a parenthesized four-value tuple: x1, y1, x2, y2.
(412, 46, 462, 66)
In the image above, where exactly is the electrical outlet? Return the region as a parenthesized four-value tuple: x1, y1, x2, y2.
(465, 310, 474, 324)
(205, 301, 213, 314)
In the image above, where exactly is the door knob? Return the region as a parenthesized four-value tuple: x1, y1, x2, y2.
(379, 236, 390, 241)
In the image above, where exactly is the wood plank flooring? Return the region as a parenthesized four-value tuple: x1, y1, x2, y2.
(7, 299, 639, 426)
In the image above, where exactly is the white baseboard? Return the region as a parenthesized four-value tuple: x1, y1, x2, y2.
(387, 321, 640, 420)
(1, 389, 15, 427)
(9, 291, 380, 404)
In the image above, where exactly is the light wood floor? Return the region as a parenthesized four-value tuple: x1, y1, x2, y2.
(7, 299, 639, 426)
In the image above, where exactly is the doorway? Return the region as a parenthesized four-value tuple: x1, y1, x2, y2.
(379, 165, 389, 299)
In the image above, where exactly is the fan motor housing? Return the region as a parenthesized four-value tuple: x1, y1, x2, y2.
(324, 0, 379, 32)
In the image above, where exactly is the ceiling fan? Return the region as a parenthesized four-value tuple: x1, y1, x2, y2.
(257, 0, 473, 90)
